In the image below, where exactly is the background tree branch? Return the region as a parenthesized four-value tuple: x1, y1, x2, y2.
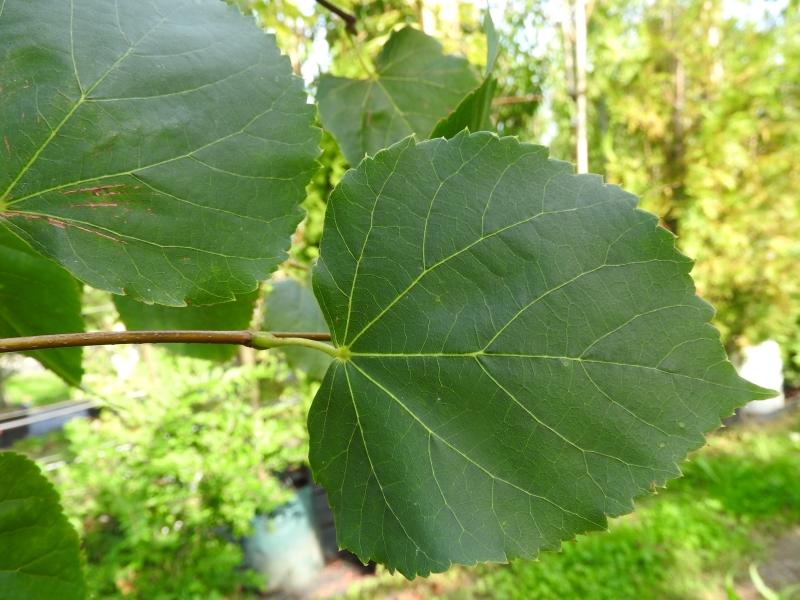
(315, 0, 357, 33)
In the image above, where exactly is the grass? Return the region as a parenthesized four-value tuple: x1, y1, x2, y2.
(343, 411, 800, 600)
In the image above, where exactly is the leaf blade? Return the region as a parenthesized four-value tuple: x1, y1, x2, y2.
(0, 0, 319, 306)
(310, 132, 774, 577)
(0, 452, 86, 600)
(318, 27, 480, 164)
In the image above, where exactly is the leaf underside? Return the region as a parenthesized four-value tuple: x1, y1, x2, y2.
(317, 27, 480, 165)
(0, 228, 83, 383)
(0, 0, 319, 306)
(0, 452, 86, 600)
(309, 132, 773, 578)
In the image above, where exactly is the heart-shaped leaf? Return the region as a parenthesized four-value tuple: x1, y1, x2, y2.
(318, 27, 480, 165)
(0, 228, 83, 384)
(0, 0, 318, 306)
(0, 452, 86, 600)
(309, 132, 774, 577)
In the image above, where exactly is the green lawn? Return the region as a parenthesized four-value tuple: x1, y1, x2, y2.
(344, 409, 800, 599)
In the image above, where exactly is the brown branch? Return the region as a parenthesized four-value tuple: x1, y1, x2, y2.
(0, 330, 332, 353)
(492, 94, 543, 106)
(314, 0, 357, 33)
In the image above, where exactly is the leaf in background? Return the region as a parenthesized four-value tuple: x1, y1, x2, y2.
(309, 132, 775, 577)
(263, 278, 332, 380)
(0, 228, 83, 384)
(431, 11, 500, 139)
(317, 28, 480, 165)
(114, 291, 260, 362)
(0, 0, 319, 307)
(0, 452, 86, 599)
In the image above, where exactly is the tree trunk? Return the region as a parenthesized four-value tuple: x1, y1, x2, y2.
(562, 0, 589, 173)
(663, 4, 687, 234)
(574, 0, 589, 173)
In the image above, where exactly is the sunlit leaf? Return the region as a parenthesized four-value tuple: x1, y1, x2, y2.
(0, 452, 86, 599)
(318, 27, 480, 164)
(0, 0, 318, 306)
(309, 132, 774, 577)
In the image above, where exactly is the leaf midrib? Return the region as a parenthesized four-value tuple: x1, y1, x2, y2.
(348, 352, 747, 393)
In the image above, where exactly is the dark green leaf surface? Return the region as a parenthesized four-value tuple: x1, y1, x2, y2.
(310, 132, 774, 577)
(0, 452, 86, 600)
(0, 228, 83, 384)
(263, 277, 332, 379)
(317, 28, 480, 165)
(0, 0, 318, 306)
(430, 12, 499, 139)
(114, 290, 259, 362)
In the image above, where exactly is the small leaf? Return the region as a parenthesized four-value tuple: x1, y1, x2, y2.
(309, 132, 774, 577)
(430, 77, 498, 140)
(0, 228, 83, 384)
(318, 28, 480, 164)
(0, 0, 319, 306)
(0, 452, 86, 600)
(114, 290, 260, 362)
(431, 11, 500, 139)
(483, 11, 500, 76)
(263, 278, 332, 379)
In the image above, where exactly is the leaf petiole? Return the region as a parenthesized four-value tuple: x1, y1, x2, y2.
(251, 332, 341, 358)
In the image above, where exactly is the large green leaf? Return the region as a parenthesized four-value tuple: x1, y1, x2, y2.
(317, 27, 480, 165)
(0, 452, 86, 600)
(309, 132, 774, 577)
(114, 290, 260, 362)
(0, 228, 83, 384)
(0, 0, 318, 306)
(262, 277, 331, 379)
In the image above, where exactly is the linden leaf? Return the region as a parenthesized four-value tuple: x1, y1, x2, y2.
(309, 132, 774, 577)
(318, 27, 480, 165)
(0, 452, 86, 599)
(0, 0, 318, 306)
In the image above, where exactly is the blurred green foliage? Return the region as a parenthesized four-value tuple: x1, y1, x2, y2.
(560, 0, 800, 375)
(44, 355, 314, 599)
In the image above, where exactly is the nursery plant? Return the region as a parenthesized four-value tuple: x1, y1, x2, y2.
(0, 0, 775, 596)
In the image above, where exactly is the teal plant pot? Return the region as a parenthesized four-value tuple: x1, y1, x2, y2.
(244, 485, 325, 594)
